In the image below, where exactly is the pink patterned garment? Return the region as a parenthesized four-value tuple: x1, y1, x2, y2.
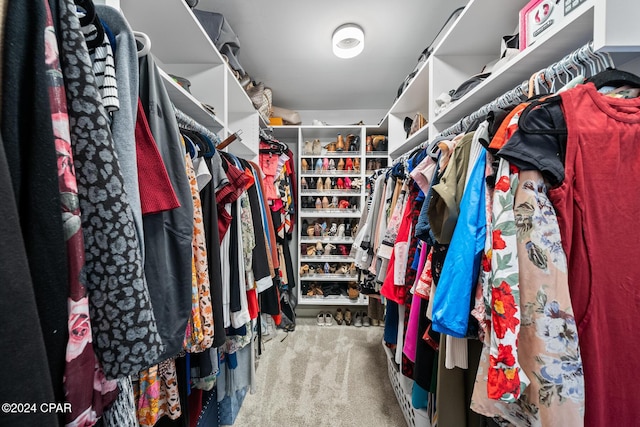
(43, 2, 118, 425)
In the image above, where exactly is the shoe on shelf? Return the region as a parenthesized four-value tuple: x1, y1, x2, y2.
(307, 225, 315, 237)
(362, 312, 371, 327)
(337, 223, 346, 238)
(335, 308, 344, 325)
(301, 177, 308, 190)
(354, 311, 363, 327)
(316, 311, 325, 326)
(306, 245, 316, 256)
(348, 286, 359, 300)
(315, 241, 324, 255)
(314, 284, 324, 294)
(315, 198, 322, 209)
(337, 245, 349, 257)
(324, 312, 334, 326)
(337, 158, 345, 170)
(353, 158, 361, 171)
(366, 136, 373, 152)
(322, 196, 329, 208)
(329, 263, 338, 273)
(344, 176, 352, 189)
(316, 178, 324, 191)
(314, 223, 322, 237)
(325, 142, 336, 152)
(330, 196, 338, 208)
(304, 140, 313, 154)
(301, 159, 309, 171)
(312, 119, 329, 126)
(322, 158, 329, 171)
(315, 158, 323, 171)
(324, 262, 330, 273)
(336, 134, 345, 151)
(328, 223, 338, 236)
(344, 308, 352, 326)
(300, 264, 309, 275)
(345, 158, 353, 171)
(313, 138, 322, 154)
(324, 177, 332, 190)
(337, 263, 349, 274)
(328, 159, 336, 170)
(324, 243, 336, 255)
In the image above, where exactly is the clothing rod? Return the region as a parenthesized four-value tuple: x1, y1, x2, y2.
(174, 106, 221, 145)
(391, 41, 613, 166)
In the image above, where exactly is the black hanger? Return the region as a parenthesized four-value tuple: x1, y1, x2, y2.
(75, 0, 105, 50)
(586, 68, 640, 90)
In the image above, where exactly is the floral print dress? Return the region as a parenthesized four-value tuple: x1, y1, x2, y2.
(471, 167, 584, 426)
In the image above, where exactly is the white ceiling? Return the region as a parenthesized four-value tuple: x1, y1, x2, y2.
(195, 0, 469, 114)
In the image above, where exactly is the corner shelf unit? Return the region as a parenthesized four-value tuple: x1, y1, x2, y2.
(272, 125, 390, 306)
(383, 0, 640, 159)
(120, 0, 263, 159)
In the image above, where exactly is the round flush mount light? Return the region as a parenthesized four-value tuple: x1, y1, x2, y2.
(332, 23, 364, 59)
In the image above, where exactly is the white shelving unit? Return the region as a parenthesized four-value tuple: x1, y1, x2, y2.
(120, 0, 261, 159)
(385, 0, 640, 157)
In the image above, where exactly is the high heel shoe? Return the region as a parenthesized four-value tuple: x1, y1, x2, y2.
(315, 158, 323, 171)
(324, 243, 336, 255)
(366, 136, 373, 152)
(336, 178, 344, 189)
(337, 223, 345, 237)
(315, 241, 324, 255)
(316, 178, 324, 191)
(301, 158, 309, 171)
(324, 262, 330, 274)
(314, 223, 322, 236)
(338, 245, 349, 256)
(337, 158, 345, 170)
(306, 246, 316, 256)
(344, 176, 351, 189)
(353, 158, 360, 171)
(301, 177, 308, 190)
(345, 158, 353, 171)
(322, 196, 329, 208)
(338, 199, 350, 209)
(337, 264, 349, 274)
(336, 134, 345, 151)
(307, 225, 316, 237)
(324, 177, 331, 190)
(300, 264, 309, 275)
(367, 160, 374, 171)
(322, 158, 329, 171)
(328, 223, 338, 236)
(330, 177, 337, 189)
(328, 159, 336, 170)
(349, 135, 360, 152)
(330, 196, 338, 208)
(315, 198, 322, 209)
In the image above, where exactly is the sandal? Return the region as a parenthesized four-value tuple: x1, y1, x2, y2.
(324, 243, 336, 255)
(306, 246, 316, 256)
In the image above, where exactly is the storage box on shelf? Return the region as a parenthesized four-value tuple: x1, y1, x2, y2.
(120, 0, 261, 158)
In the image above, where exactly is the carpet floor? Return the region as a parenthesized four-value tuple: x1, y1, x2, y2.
(232, 317, 406, 427)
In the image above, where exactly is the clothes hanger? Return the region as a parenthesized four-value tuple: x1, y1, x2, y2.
(586, 68, 640, 89)
(75, 0, 105, 50)
(134, 31, 152, 57)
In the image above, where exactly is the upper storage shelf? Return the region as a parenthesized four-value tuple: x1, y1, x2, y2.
(431, 0, 596, 132)
(121, 0, 223, 66)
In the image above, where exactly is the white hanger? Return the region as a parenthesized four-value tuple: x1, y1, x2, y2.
(133, 31, 151, 57)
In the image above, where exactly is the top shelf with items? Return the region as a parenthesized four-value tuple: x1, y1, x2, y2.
(120, 0, 261, 158)
(385, 0, 640, 158)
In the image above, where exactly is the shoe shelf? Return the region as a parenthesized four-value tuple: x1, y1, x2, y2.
(365, 151, 389, 157)
(300, 171, 363, 177)
(300, 237, 354, 244)
(300, 274, 359, 281)
(299, 210, 362, 218)
(300, 255, 355, 262)
(300, 189, 361, 196)
(299, 294, 369, 306)
(300, 152, 360, 158)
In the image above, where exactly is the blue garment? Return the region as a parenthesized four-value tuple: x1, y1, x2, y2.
(412, 382, 429, 410)
(431, 149, 487, 337)
(414, 162, 440, 246)
(383, 300, 399, 345)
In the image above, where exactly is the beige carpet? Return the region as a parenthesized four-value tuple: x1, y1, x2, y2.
(232, 317, 406, 427)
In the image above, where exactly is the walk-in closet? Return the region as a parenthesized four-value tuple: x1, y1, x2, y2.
(2, 0, 640, 426)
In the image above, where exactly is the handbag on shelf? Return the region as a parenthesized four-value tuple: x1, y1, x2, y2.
(409, 113, 427, 136)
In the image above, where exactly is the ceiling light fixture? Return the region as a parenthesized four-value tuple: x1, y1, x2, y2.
(332, 23, 364, 59)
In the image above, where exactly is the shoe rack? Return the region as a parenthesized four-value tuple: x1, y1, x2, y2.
(282, 126, 387, 306)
